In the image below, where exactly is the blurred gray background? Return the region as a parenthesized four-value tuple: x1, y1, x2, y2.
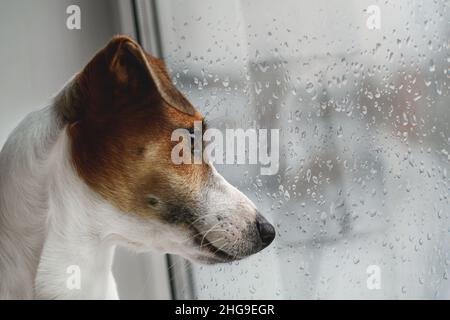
(0, 0, 118, 146)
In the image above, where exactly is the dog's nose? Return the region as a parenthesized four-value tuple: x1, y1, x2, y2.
(255, 213, 275, 248)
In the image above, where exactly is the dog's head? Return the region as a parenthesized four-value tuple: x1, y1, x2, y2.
(64, 36, 274, 264)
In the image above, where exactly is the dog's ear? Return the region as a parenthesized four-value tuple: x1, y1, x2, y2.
(106, 36, 196, 115)
(60, 36, 195, 122)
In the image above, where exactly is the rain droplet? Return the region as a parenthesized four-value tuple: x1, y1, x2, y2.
(305, 82, 314, 93)
(320, 211, 327, 223)
(222, 77, 230, 87)
(429, 59, 435, 72)
(306, 169, 312, 183)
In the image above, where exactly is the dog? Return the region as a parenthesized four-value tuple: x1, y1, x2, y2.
(0, 36, 275, 299)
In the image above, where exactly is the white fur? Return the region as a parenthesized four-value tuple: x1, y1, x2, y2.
(0, 105, 60, 299)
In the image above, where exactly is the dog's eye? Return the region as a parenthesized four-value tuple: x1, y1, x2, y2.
(146, 195, 160, 207)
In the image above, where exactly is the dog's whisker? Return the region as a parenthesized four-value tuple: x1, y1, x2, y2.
(180, 216, 229, 245)
(186, 213, 222, 229)
(199, 237, 225, 248)
(200, 222, 224, 248)
(211, 242, 230, 256)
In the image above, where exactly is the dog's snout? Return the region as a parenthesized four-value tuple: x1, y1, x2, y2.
(255, 213, 275, 248)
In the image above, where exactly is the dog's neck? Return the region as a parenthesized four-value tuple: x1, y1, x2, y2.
(36, 221, 118, 299)
(0, 80, 120, 299)
(34, 115, 120, 299)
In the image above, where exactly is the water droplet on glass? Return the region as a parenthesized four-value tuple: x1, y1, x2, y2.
(222, 77, 230, 87)
(429, 59, 435, 72)
(305, 82, 314, 93)
(306, 169, 311, 183)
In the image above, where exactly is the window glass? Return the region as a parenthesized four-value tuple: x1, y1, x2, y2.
(155, 0, 450, 299)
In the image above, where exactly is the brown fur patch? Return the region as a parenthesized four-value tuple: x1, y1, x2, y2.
(68, 36, 209, 220)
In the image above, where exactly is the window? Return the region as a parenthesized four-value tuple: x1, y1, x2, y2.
(130, 0, 449, 299)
